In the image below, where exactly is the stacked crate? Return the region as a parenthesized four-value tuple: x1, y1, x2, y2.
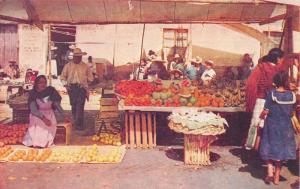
(95, 89, 121, 135)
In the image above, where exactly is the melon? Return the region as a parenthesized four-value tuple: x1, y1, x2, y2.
(160, 92, 168, 100)
(179, 97, 188, 106)
(189, 97, 197, 104)
(152, 92, 161, 100)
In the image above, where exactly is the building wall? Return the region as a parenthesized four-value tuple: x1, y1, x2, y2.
(0, 24, 18, 68)
(76, 24, 261, 67)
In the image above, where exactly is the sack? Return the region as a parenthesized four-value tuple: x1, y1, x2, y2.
(291, 113, 300, 134)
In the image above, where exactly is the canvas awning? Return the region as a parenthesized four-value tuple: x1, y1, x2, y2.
(0, 0, 290, 26)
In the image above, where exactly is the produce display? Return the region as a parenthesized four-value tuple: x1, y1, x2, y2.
(168, 110, 228, 135)
(91, 133, 122, 146)
(0, 145, 125, 164)
(0, 124, 28, 145)
(116, 79, 245, 107)
(0, 146, 14, 158)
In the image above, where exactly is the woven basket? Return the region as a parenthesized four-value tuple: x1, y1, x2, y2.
(168, 121, 226, 136)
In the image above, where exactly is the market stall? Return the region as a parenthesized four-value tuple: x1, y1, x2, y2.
(115, 79, 246, 148)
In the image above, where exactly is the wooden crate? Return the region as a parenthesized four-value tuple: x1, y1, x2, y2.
(184, 135, 217, 166)
(12, 108, 29, 123)
(54, 122, 72, 145)
(124, 111, 156, 149)
(95, 97, 121, 134)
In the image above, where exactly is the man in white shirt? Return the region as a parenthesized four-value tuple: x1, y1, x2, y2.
(60, 48, 93, 131)
(201, 60, 216, 83)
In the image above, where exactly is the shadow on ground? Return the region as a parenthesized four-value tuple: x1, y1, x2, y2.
(164, 148, 221, 163)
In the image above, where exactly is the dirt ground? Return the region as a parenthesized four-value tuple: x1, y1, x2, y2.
(0, 146, 299, 189)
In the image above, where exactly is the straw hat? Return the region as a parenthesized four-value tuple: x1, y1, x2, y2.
(205, 60, 214, 66)
(174, 54, 180, 59)
(191, 56, 202, 64)
(73, 48, 87, 56)
(170, 69, 183, 76)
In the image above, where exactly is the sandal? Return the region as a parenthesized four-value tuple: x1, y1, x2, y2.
(264, 176, 274, 184)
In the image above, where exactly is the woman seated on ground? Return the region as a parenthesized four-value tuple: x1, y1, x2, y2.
(23, 75, 65, 148)
(259, 71, 297, 185)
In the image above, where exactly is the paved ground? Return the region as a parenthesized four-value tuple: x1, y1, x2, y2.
(0, 146, 299, 189)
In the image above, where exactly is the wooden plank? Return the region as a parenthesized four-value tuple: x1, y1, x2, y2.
(153, 113, 157, 147)
(147, 113, 153, 148)
(141, 113, 148, 148)
(135, 112, 142, 147)
(100, 106, 118, 112)
(129, 112, 135, 148)
(99, 112, 120, 119)
(125, 112, 129, 147)
(259, 13, 286, 25)
(100, 98, 118, 106)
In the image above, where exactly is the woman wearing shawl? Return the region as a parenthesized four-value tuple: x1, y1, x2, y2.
(245, 48, 286, 150)
(23, 75, 64, 148)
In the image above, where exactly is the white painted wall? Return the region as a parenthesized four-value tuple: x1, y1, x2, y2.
(18, 24, 48, 76)
(76, 24, 261, 66)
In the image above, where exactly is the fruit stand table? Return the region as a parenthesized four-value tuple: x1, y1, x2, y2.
(119, 104, 244, 149)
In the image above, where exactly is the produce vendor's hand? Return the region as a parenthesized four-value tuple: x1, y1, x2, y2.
(259, 110, 269, 120)
(42, 117, 52, 127)
(289, 83, 297, 91)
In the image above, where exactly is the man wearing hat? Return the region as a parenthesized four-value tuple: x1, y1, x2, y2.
(201, 60, 216, 82)
(145, 57, 169, 80)
(186, 56, 204, 81)
(60, 48, 93, 131)
(170, 54, 185, 73)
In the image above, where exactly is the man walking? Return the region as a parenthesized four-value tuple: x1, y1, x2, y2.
(60, 48, 93, 131)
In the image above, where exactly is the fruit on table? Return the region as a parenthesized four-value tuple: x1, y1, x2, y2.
(0, 146, 14, 158)
(116, 80, 155, 97)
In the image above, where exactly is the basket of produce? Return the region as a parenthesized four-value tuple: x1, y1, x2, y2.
(168, 110, 228, 166)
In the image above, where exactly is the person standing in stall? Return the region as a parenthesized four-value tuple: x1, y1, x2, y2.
(23, 75, 64, 148)
(245, 48, 286, 150)
(60, 48, 93, 131)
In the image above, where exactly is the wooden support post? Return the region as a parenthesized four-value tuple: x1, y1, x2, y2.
(147, 113, 153, 148)
(129, 111, 135, 148)
(135, 111, 142, 147)
(125, 111, 129, 147)
(141, 113, 148, 148)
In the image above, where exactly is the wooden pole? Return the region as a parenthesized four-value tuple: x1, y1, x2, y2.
(48, 25, 52, 85)
(136, 24, 146, 80)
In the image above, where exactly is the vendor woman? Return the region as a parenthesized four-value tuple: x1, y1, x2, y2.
(23, 75, 65, 148)
(245, 48, 286, 150)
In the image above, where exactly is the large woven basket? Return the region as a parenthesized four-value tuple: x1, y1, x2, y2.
(168, 121, 226, 136)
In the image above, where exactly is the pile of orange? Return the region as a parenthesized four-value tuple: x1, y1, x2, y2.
(0, 124, 28, 145)
(8, 150, 26, 161)
(35, 149, 52, 162)
(0, 146, 13, 158)
(23, 149, 39, 161)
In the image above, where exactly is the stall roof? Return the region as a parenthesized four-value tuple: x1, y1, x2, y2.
(0, 0, 291, 25)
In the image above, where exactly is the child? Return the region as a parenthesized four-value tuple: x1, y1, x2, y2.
(170, 69, 183, 80)
(259, 71, 296, 185)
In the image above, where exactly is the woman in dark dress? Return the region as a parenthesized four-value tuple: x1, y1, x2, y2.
(259, 71, 297, 185)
